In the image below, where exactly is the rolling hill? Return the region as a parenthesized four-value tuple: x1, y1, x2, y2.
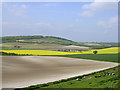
(0, 35, 118, 50)
(2, 36, 78, 45)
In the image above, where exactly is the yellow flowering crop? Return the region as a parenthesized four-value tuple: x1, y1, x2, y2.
(2, 50, 80, 55)
(81, 47, 119, 54)
(1, 47, 119, 55)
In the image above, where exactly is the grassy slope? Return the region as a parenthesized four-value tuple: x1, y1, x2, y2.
(16, 54, 119, 89)
(2, 36, 78, 45)
(1, 35, 118, 50)
(1, 36, 78, 50)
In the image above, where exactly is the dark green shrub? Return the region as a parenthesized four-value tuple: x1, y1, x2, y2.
(93, 51, 98, 54)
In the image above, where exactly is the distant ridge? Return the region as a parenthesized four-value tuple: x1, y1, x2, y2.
(1, 35, 118, 49)
(2, 35, 78, 45)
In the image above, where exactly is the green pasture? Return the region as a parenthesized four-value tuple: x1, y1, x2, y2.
(54, 54, 119, 63)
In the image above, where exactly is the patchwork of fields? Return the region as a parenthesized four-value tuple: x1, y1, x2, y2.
(1, 47, 119, 55)
(1, 46, 119, 89)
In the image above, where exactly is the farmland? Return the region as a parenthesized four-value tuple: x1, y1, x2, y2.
(18, 66, 119, 89)
(1, 47, 119, 56)
(2, 56, 118, 88)
(2, 47, 119, 88)
(1, 36, 119, 89)
(12, 53, 119, 89)
(1, 50, 80, 55)
(55, 54, 119, 63)
(1, 36, 118, 50)
(2, 0, 119, 89)
(80, 47, 119, 54)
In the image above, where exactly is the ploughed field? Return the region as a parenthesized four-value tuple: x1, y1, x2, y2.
(2, 56, 118, 88)
(22, 66, 119, 89)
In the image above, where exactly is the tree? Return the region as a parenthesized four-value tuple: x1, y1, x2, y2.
(17, 46, 21, 48)
(93, 51, 98, 54)
(14, 45, 21, 48)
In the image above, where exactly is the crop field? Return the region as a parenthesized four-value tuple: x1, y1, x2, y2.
(1, 50, 80, 55)
(81, 47, 119, 54)
(55, 54, 119, 63)
(2, 43, 65, 50)
(1, 47, 119, 56)
(2, 55, 118, 88)
(2, 47, 119, 89)
(13, 53, 119, 89)
(17, 66, 119, 89)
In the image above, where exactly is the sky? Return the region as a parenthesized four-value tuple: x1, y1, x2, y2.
(2, 2, 118, 42)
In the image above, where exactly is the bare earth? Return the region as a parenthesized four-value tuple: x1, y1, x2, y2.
(2, 56, 118, 88)
(62, 45, 90, 50)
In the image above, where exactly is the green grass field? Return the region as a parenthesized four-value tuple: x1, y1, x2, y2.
(54, 54, 119, 63)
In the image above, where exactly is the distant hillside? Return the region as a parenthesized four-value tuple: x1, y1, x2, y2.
(1, 35, 118, 50)
(2, 36, 78, 45)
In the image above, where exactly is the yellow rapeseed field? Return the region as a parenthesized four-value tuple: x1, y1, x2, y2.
(2, 47, 119, 55)
(81, 47, 119, 54)
(2, 50, 80, 55)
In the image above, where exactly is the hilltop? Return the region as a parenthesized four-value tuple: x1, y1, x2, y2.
(1, 35, 82, 50)
(2, 36, 79, 45)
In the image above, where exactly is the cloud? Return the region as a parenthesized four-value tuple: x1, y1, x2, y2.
(79, 11, 94, 17)
(97, 16, 118, 28)
(82, 2, 117, 11)
(3, 3, 29, 17)
(94, 0, 119, 2)
(79, 2, 117, 17)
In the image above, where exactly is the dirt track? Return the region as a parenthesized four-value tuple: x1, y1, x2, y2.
(2, 56, 118, 88)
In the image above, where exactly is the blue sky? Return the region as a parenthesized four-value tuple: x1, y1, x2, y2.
(2, 2, 118, 42)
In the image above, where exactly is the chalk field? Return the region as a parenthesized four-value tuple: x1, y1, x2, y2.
(2, 56, 118, 88)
